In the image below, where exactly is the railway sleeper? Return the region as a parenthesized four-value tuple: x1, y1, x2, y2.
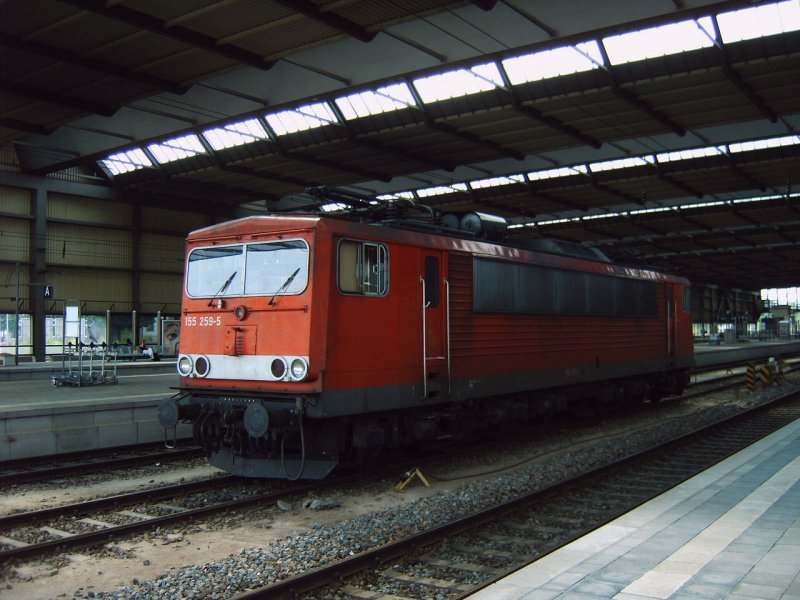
(339, 584, 414, 599)
(417, 556, 506, 576)
(380, 568, 474, 593)
(0, 535, 28, 549)
(448, 542, 520, 560)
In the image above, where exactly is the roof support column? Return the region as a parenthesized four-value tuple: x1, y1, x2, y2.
(30, 186, 47, 361)
(132, 204, 142, 341)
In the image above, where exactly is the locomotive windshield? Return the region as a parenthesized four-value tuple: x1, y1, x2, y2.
(186, 239, 309, 298)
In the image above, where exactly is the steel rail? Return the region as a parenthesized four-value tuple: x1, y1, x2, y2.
(0, 455, 428, 565)
(1, 445, 202, 486)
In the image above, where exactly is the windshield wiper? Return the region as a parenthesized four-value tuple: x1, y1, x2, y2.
(269, 268, 301, 306)
(208, 271, 237, 307)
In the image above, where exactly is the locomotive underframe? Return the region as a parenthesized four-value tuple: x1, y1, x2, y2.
(163, 365, 689, 479)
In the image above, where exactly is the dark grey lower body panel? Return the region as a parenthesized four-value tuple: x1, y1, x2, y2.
(210, 447, 337, 480)
(307, 358, 690, 418)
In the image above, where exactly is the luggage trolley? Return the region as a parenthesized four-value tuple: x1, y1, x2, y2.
(51, 302, 118, 387)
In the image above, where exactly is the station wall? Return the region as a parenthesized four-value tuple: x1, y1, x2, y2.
(0, 179, 226, 357)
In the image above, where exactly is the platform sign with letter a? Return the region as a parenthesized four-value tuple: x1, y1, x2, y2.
(43, 284, 53, 299)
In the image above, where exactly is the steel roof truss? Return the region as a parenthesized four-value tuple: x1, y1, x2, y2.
(495, 62, 601, 149)
(60, 0, 273, 70)
(597, 40, 686, 137)
(406, 80, 525, 161)
(709, 15, 778, 124)
(0, 32, 186, 95)
(0, 81, 117, 117)
(271, 0, 376, 43)
(327, 102, 455, 172)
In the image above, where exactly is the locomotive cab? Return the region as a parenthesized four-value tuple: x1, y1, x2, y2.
(159, 217, 340, 479)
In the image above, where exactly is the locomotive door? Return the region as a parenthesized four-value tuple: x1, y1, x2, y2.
(665, 285, 676, 366)
(420, 253, 449, 398)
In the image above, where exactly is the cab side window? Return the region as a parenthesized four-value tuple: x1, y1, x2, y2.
(338, 240, 389, 296)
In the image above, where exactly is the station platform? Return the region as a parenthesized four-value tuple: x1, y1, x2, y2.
(469, 416, 800, 600)
(693, 339, 800, 369)
(0, 360, 189, 461)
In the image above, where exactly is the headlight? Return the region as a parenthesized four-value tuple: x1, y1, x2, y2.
(194, 355, 210, 377)
(270, 357, 287, 379)
(290, 357, 308, 381)
(177, 355, 193, 376)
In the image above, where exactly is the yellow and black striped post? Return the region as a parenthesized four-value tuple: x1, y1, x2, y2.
(759, 362, 773, 388)
(747, 362, 756, 391)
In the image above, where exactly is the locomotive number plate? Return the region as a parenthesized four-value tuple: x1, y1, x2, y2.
(185, 315, 222, 327)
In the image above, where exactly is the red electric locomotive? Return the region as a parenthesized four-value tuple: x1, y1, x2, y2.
(159, 192, 693, 479)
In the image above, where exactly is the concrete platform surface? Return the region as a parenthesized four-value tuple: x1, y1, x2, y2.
(0, 366, 185, 461)
(469, 416, 800, 600)
(693, 339, 800, 368)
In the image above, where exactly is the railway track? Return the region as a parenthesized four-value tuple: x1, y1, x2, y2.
(0, 440, 199, 486)
(682, 357, 799, 400)
(0, 473, 313, 564)
(1, 375, 795, 593)
(0, 452, 434, 566)
(227, 389, 800, 599)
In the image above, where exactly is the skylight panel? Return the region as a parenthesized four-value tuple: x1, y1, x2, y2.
(728, 134, 800, 153)
(531, 217, 572, 226)
(101, 148, 151, 175)
(417, 183, 469, 198)
(733, 191, 800, 205)
(320, 203, 349, 212)
(148, 134, 206, 164)
(629, 206, 672, 216)
(203, 119, 269, 150)
(603, 16, 716, 65)
(503, 41, 602, 85)
(582, 212, 618, 221)
(471, 174, 525, 190)
(718, 0, 800, 43)
(266, 102, 338, 135)
(413, 63, 503, 103)
(336, 83, 416, 120)
(590, 156, 653, 173)
(377, 191, 415, 201)
(528, 165, 588, 181)
(656, 145, 723, 163)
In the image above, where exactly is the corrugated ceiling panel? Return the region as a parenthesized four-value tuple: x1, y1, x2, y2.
(141, 206, 211, 232)
(1, 185, 31, 215)
(139, 272, 182, 310)
(0, 264, 29, 311)
(0, 217, 30, 262)
(47, 222, 133, 269)
(139, 232, 185, 273)
(47, 194, 133, 226)
(48, 268, 132, 312)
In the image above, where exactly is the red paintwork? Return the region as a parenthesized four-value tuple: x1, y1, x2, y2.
(178, 214, 693, 398)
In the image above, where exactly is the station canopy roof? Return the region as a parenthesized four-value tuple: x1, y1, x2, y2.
(2, 0, 800, 292)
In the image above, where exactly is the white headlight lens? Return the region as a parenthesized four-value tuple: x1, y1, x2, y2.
(290, 357, 308, 381)
(177, 355, 193, 376)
